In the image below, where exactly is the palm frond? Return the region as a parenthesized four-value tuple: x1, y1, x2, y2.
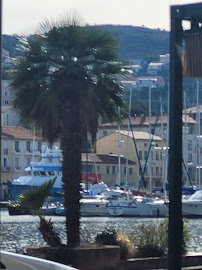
(16, 178, 56, 213)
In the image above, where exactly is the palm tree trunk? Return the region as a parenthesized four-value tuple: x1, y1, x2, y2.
(38, 216, 62, 247)
(61, 98, 83, 248)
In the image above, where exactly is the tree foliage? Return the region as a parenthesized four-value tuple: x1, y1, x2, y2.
(10, 15, 127, 248)
(11, 178, 62, 247)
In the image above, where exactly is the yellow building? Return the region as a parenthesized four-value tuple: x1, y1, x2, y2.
(81, 153, 135, 188)
(96, 130, 165, 193)
(1, 126, 43, 199)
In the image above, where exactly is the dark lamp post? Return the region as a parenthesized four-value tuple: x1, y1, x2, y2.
(169, 3, 202, 270)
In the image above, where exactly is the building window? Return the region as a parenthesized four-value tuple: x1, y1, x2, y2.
(15, 141, 20, 152)
(26, 158, 31, 167)
(3, 140, 8, 154)
(106, 166, 110, 174)
(4, 100, 9, 105)
(15, 157, 20, 169)
(38, 142, 42, 152)
(151, 151, 153, 160)
(112, 166, 116, 175)
(139, 151, 142, 160)
(188, 140, 192, 151)
(144, 143, 147, 147)
(129, 168, 132, 175)
(26, 141, 31, 152)
(4, 81, 9, 87)
(156, 152, 159, 160)
(97, 165, 100, 172)
(144, 151, 147, 160)
(3, 157, 8, 168)
(4, 91, 9, 96)
(155, 181, 162, 188)
(156, 167, 159, 176)
(188, 153, 192, 163)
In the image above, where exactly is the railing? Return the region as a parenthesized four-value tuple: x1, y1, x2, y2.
(3, 149, 8, 154)
(1, 166, 11, 171)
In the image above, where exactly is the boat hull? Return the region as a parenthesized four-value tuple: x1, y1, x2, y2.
(80, 199, 110, 216)
(182, 201, 202, 216)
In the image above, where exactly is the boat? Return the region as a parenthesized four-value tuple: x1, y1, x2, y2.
(80, 196, 110, 216)
(107, 192, 139, 216)
(80, 187, 131, 216)
(8, 146, 63, 202)
(182, 190, 202, 216)
(108, 194, 168, 217)
(0, 250, 78, 270)
(137, 197, 168, 217)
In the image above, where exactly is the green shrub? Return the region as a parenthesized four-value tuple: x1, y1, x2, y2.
(129, 216, 191, 258)
(135, 244, 165, 258)
(95, 228, 118, 246)
(95, 228, 133, 260)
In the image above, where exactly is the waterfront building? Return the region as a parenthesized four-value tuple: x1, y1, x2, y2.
(96, 130, 164, 192)
(97, 114, 200, 189)
(1, 126, 44, 198)
(81, 153, 135, 188)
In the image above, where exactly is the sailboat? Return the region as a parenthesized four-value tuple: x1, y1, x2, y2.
(108, 86, 169, 217)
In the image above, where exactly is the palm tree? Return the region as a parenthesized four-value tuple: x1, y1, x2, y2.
(11, 15, 128, 248)
(11, 178, 62, 247)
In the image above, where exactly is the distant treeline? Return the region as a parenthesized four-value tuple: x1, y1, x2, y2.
(3, 25, 169, 61)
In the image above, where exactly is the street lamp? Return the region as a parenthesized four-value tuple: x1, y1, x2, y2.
(0, 0, 2, 198)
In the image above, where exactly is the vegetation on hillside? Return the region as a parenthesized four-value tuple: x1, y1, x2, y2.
(3, 25, 169, 61)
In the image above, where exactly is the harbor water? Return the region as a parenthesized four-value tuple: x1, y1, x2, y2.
(1, 208, 202, 254)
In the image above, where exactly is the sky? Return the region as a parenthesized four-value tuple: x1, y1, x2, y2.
(2, 0, 201, 35)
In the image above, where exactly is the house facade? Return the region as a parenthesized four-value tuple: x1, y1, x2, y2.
(1, 126, 46, 199)
(96, 130, 164, 193)
(81, 153, 135, 188)
(97, 114, 199, 189)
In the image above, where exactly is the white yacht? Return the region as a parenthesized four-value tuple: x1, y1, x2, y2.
(182, 190, 202, 216)
(108, 194, 168, 217)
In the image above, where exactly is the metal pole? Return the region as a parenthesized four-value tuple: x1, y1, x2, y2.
(168, 5, 183, 270)
(0, 0, 2, 200)
(125, 88, 132, 186)
(149, 84, 152, 193)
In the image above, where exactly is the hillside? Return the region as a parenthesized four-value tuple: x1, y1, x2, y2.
(3, 25, 170, 61)
(91, 25, 169, 61)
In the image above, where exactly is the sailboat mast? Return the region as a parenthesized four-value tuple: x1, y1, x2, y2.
(125, 88, 132, 187)
(149, 84, 152, 194)
(196, 80, 201, 188)
(117, 107, 121, 186)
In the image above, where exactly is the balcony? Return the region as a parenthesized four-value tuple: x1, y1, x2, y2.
(3, 149, 8, 154)
(1, 166, 11, 172)
(24, 149, 33, 155)
(15, 149, 21, 154)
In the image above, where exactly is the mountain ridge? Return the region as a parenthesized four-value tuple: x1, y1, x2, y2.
(3, 24, 170, 61)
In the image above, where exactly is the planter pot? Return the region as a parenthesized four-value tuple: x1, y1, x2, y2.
(26, 245, 120, 270)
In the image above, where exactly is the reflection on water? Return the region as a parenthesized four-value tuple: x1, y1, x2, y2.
(1, 208, 202, 253)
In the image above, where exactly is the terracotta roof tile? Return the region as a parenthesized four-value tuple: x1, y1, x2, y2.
(81, 153, 135, 165)
(1, 126, 42, 140)
(119, 130, 162, 141)
(102, 114, 195, 127)
(1, 105, 13, 113)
